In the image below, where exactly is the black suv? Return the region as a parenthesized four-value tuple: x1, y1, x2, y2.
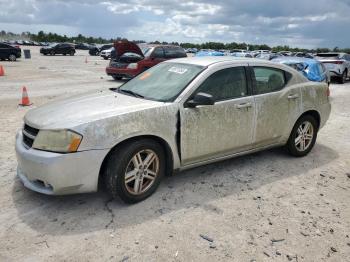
(89, 44, 113, 56)
(0, 42, 21, 61)
(40, 43, 75, 56)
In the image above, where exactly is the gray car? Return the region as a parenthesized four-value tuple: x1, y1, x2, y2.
(15, 57, 331, 203)
(315, 53, 350, 84)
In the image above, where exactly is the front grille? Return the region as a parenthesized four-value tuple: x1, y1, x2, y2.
(22, 124, 39, 148)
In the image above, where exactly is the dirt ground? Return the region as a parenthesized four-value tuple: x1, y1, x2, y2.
(0, 47, 349, 262)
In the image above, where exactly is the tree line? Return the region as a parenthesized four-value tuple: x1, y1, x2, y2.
(1, 30, 349, 53)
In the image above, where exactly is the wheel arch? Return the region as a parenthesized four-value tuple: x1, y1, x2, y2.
(98, 135, 174, 189)
(297, 110, 321, 129)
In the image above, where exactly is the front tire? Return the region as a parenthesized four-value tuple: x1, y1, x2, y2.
(112, 75, 123, 80)
(104, 139, 165, 203)
(70, 51, 75, 56)
(339, 70, 347, 84)
(286, 115, 318, 157)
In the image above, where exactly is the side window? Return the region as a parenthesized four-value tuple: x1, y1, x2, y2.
(164, 48, 186, 58)
(195, 67, 248, 101)
(253, 67, 285, 94)
(152, 47, 165, 58)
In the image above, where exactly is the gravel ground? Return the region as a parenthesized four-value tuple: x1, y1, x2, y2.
(0, 47, 349, 261)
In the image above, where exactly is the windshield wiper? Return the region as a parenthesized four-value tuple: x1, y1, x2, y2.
(118, 88, 144, 98)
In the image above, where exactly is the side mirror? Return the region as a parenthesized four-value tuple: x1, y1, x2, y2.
(186, 92, 215, 108)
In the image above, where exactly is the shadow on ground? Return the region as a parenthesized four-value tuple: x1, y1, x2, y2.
(12, 143, 338, 235)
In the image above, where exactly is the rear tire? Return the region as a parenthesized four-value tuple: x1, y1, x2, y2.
(70, 50, 74, 56)
(8, 54, 16, 61)
(104, 139, 165, 203)
(286, 115, 318, 157)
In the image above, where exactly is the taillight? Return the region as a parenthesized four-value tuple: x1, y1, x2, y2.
(334, 61, 344, 64)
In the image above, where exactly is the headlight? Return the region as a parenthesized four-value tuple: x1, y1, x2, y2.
(127, 63, 138, 69)
(32, 130, 82, 153)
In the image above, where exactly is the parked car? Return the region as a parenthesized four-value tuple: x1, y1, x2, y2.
(0, 42, 21, 61)
(314, 53, 350, 83)
(272, 57, 330, 85)
(230, 51, 253, 58)
(185, 48, 198, 53)
(294, 52, 314, 59)
(89, 44, 113, 56)
(106, 41, 187, 80)
(100, 47, 113, 60)
(16, 57, 331, 203)
(75, 43, 94, 50)
(195, 49, 225, 56)
(278, 51, 293, 56)
(256, 53, 281, 60)
(40, 43, 75, 56)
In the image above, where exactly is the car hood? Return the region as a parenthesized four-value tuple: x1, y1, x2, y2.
(24, 90, 163, 129)
(114, 40, 144, 58)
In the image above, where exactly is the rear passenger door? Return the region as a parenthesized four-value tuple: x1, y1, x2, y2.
(250, 65, 301, 148)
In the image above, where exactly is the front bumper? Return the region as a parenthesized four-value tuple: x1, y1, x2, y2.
(106, 66, 139, 78)
(15, 131, 109, 195)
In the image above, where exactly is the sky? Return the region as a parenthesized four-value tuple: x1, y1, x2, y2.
(0, 0, 350, 48)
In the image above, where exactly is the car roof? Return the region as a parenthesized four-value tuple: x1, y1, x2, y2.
(166, 56, 275, 67)
(272, 57, 319, 64)
(146, 44, 182, 48)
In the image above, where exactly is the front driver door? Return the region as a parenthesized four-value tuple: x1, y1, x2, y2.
(180, 65, 255, 166)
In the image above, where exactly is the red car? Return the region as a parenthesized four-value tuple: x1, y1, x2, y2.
(106, 41, 187, 80)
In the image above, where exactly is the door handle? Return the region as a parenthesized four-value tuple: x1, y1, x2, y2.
(288, 94, 299, 99)
(235, 102, 252, 109)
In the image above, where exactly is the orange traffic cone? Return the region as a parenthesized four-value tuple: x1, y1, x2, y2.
(85, 57, 88, 63)
(19, 86, 32, 106)
(0, 65, 4, 76)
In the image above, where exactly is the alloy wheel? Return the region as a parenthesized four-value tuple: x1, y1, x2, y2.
(9, 54, 16, 61)
(295, 121, 314, 152)
(124, 149, 159, 195)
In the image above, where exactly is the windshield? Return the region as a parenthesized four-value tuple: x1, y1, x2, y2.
(143, 47, 153, 57)
(118, 62, 204, 102)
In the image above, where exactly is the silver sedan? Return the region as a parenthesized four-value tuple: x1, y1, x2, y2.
(15, 57, 331, 203)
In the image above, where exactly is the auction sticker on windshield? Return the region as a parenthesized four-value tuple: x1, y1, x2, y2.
(168, 66, 188, 74)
